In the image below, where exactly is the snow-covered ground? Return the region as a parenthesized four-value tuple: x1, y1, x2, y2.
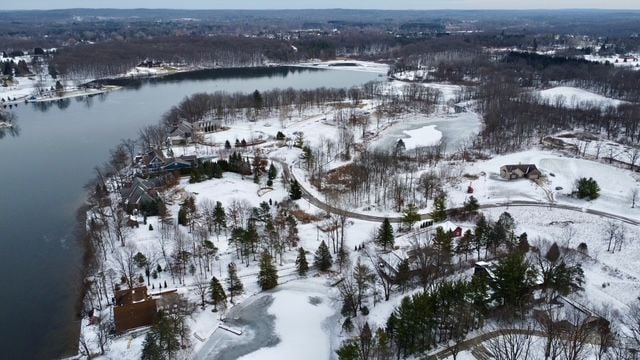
(537, 86, 626, 109)
(449, 149, 640, 220)
(483, 205, 640, 320)
(297, 60, 389, 74)
(76, 59, 640, 359)
(584, 53, 640, 69)
(400, 124, 442, 149)
(237, 281, 335, 360)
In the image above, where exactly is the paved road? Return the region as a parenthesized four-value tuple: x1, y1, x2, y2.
(274, 159, 640, 226)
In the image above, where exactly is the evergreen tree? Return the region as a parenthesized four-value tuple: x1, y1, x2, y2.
(375, 218, 394, 250)
(433, 227, 453, 265)
(141, 331, 163, 360)
(301, 145, 314, 170)
(395, 258, 411, 293)
(258, 251, 278, 290)
(474, 214, 489, 258)
(295, 247, 309, 276)
(226, 263, 244, 303)
(463, 195, 480, 214)
(268, 163, 277, 180)
(177, 207, 188, 226)
(395, 139, 406, 156)
(224, 140, 231, 150)
(545, 242, 561, 263)
(213, 201, 227, 233)
(286, 215, 300, 247)
(431, 193, 447, 222)
(140, 311, 181, 360)
(210, 276, 227, 312)
(402, 204, 420, 229)
(244, 220, 259, 260)
(491, 253, 538, 309)
(289, 180, 303, 200)
(576, 177, 600, 200)
(314, 240, 333, 272)
(336, 341, 360, 360)
(133, 252, 148, 268)
(252, 89, 263, 111)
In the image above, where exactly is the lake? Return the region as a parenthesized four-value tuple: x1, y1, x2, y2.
(0, 66, 381, 359)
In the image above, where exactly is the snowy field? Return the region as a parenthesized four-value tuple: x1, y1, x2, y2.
(537, 86, 626, 109)
(449, 150, 640, 219)
(584, 54, 640, 70)
(483, 206, 640, 315)
(297, 60, 389, 74)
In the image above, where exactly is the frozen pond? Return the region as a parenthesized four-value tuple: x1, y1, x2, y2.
(374, 110, 482, 153)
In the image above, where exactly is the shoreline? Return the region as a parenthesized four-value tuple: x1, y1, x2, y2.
(3, 60, 388, 109)
(65, 59, 387, 357)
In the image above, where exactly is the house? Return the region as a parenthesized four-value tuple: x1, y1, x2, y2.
(162, 158, 193, 172)
(113, 286, 157, 333)
(500, 164, 542, 180)
(168, 121, 193, 145)
(474, 260, 498, 282)
(120, 177, 158, 209)
(142, 149, 167, 173)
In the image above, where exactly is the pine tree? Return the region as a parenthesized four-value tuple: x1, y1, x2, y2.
(576, 177, 600, 200)
(286, 215, 300, 247)
(463, 195, 480, 214)
(491, 253, 538, 309)
(141, 312, 181, 360)
(336, 341, 360, 360)
(295, 247, 309, 276)
(395, 138, 406, 156)
(289, 180, 303, 200)
(141, 331, 163, 360)
(177, 207, 188, 226)
(226, 263, 243, 303)
(402, 204, 420, 229)
(314, 240, 333, 272)
(268, 163, 277, 180)
(210, 276, 227, 312)
(224, 140, 231, 150)
(431, 193, 447, 222)
(213, 201, 227, 233)
(433, 227, 453, 265)
(258, 251, 278, 290)
(395, 258, 411, 293)
(375, 218, 394, 250)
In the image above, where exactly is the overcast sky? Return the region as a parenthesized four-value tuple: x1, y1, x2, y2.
(4, 0, 640, 10)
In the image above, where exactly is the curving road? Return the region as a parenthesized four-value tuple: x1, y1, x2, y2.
(274, 159, 640, 226)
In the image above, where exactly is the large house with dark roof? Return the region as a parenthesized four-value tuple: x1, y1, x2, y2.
(113, 286, 157, 333)
(500, 164, 542, 180)
(120, 177, 161, 210)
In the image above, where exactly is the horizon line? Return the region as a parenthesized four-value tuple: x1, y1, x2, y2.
(2, 7, 640, 12)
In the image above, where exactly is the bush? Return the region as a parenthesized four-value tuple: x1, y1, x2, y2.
(575, 177, 600, 200)
(577, 242, 588, 254)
